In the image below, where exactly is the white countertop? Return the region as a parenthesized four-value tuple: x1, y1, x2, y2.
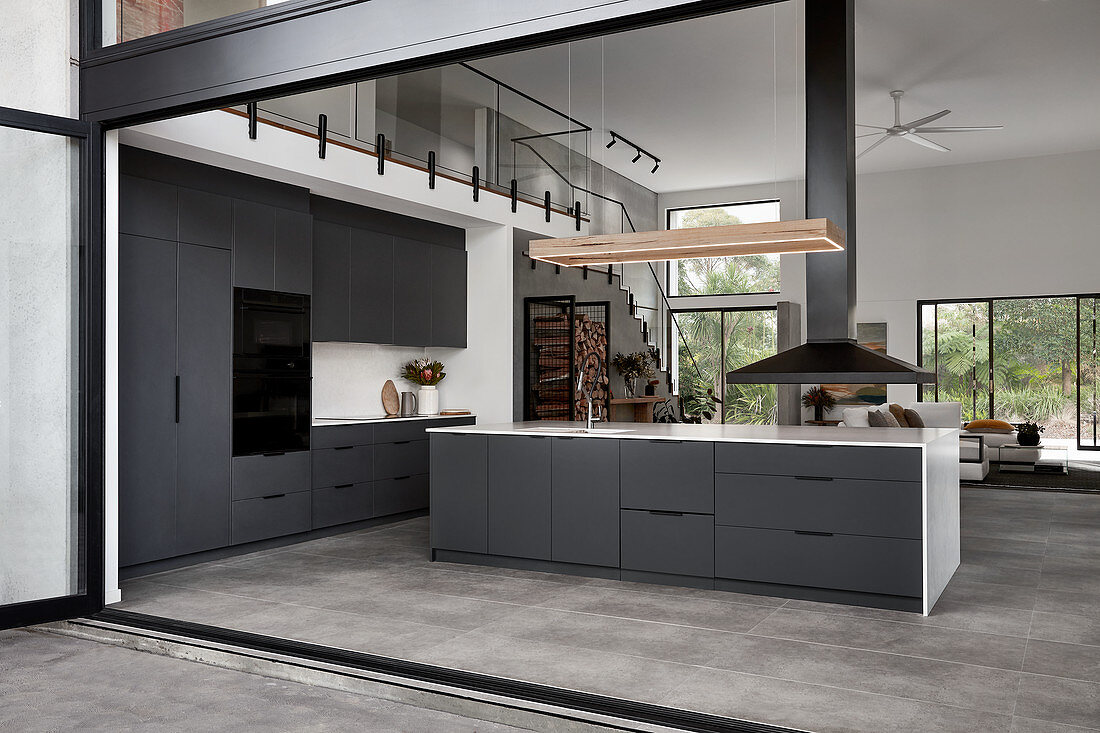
(426, 421, 958, 447)
(313, 414, 475, 427)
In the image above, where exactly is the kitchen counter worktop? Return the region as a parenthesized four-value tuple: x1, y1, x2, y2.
(314, 414, 474, 427)
(426, 421, 958, 448)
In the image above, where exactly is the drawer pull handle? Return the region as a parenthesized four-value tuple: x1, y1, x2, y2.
(261, 493, 286, 500)
(649, 510, 683, 516)
(262, 451, 286, 457)
(392, 440, 411, 445)
(394, 475, 412, 481)
(653, 439, 681, 444)
(333, 446, 355, 451)
(795, 476, 834, 482)
(794, 530, 834, 537)
(334, 483, 354, 489)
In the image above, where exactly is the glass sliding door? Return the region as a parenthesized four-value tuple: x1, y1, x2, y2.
(924, 301, 991, 422)
(723, 308, 777, 424)
(675, 310, 723, 423)
(1080, 297, 1100, 450)
(992, 297, 1077, 438)
(0, 108, 96, 628)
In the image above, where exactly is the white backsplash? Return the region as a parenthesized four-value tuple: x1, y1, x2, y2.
(312, 342, 429, 418)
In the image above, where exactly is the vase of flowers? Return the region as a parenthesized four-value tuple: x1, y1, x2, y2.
(801, 385, 837, 422)
(1016, 421, 1043, 447)
(612, 351, 655, 398)
(402, 359, 446, 415)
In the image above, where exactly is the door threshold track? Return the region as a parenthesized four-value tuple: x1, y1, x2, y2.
(43, 609, 803, 733)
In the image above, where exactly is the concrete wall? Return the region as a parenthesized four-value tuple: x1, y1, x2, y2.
(0, 0, 81, 605)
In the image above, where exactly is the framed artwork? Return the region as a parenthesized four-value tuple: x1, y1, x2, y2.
(824, 322, 888, 406)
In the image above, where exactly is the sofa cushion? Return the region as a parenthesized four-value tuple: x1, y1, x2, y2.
(842, 407, 871, 428)
(868, 409, 899, 428)
(903, 408, 925, 428)
(964, 419, 1015, 432)
(964, 430, 1017, 448)
(888, 404, 909, 427)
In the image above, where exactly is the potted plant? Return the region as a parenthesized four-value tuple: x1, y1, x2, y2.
(611, 351, 655, 398)
(1016, 421, 1044, 447)
(801, 386, 837, 422)
(401, 359, 446, 415)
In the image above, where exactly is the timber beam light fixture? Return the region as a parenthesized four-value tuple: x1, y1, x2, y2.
(528, 218, 845, 267)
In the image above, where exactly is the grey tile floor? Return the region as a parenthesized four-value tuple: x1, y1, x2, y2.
(118, 487, 1100, 733)
(0, 628, 527, 732)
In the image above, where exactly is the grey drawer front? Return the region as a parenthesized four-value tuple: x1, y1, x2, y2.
(373, 420, 430, 443)
(374, 474, 429, 517)
(312, 445, 372, 489)
(232, 452, 311, 500)
(312, 482, 373, 529)
(714, 443, 922, 482)
(715, 525, 922, 597)
(620, 440, 714, 513)
(715, 474, 922, 539)
(232, 491, 311, 544)
(311, 424, 374, 449)
(374, 439, 429, 480)
(620, 509, 714, 578)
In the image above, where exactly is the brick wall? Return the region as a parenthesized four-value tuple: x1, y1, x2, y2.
(118, 0, 184, 43)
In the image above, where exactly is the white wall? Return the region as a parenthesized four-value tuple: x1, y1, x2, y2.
(857, 148, 1100, 405)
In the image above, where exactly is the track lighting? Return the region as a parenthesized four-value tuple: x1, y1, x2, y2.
(606, 130, 660, 173)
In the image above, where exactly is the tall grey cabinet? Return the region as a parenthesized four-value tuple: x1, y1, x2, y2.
(118, 190, 233, 566)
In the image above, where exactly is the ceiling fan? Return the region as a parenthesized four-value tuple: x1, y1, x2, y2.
(857, 90, 1003, 159)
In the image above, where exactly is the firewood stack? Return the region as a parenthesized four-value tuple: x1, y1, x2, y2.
(574, 314, 609, 422)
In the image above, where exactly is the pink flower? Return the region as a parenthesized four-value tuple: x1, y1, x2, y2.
(422, 368, 433, 381)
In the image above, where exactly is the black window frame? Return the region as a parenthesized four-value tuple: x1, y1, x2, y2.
(664, 198, 783, 298)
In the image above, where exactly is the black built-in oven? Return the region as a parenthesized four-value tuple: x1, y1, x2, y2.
(233, 289, 311, 456)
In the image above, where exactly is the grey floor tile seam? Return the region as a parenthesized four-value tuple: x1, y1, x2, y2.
(583, 583, 792, 610)
(128, 577, 483, 637)
(406, 562, 603, 590)
(1011, 715, 1100, 733)
(760, 603, 1037, 642)
(743, 603, 788, 634)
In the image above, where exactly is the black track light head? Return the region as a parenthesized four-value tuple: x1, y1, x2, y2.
(606, 137, 616, 149)
(632, 150, 642, 163)
(651, 161, 659, 173)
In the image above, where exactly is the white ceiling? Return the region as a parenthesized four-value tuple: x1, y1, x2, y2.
(472, 0, 1100, 194)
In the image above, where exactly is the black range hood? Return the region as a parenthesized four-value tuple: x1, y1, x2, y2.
(727, 0, 933, 387)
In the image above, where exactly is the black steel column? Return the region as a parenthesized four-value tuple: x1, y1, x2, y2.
(804, 0, 855, 342)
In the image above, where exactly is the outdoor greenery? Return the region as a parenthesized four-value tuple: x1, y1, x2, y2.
(674, 209, 781, 296)
(922, 298, 1097, 439)
(676, 306, 777, 425)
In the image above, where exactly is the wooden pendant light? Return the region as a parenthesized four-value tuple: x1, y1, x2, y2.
(528, 218, 845, 267)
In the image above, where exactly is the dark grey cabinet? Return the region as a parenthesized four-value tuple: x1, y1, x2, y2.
(430, 245, 466, 347)
(430, 433, 488, 553)
(620, 440, 714, 514)
(488, 436, 552, 560)
(232, 200, 276, 290)
(175, 244, 232, 555)
(178, 187, 232, 250)
(311, 221, 351, 341)
(275, 209, 313, 294)
(552, 438, 619, 568)
(232, 491, 311, 545)
(119, 175, 177, 241)
(118, 235, 178, 566)
(621, 510, 714, 578)
(393, 237, 433, 346)
(118, 235, 233, 566)
(349, 229, 394, 343)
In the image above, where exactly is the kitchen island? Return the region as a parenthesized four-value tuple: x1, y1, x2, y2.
(427, 422, 960, 614)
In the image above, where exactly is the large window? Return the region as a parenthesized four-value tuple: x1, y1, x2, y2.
(675, 307, 777, 424)
(667, 200, 781, 296)
(920, 295, 1099, 448)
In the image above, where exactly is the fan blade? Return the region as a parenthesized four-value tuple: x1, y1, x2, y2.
(856, 123, 890, 130)
(903, 109, 951, 129)
(856, 132, 884, 138)
(857, 134, 889, 159)
(901, 133, 950, 152)
(914, 125, 1004, 133)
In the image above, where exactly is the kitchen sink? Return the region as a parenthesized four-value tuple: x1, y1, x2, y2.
(516, 426, 633, 434)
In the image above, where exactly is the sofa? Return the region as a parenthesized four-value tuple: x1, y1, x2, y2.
(838, 401, 991, 481)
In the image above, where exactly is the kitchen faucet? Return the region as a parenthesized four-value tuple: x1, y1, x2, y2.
(576, 352, 603, 430)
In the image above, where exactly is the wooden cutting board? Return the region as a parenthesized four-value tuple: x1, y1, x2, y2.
(381, 380, 400, 416)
